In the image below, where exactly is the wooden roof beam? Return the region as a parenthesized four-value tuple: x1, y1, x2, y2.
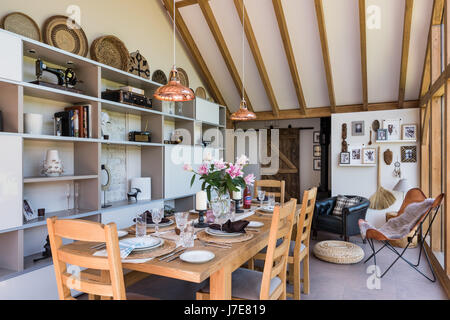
(272, 0, 307, 115)
(233, 0, 280, 117)
(398, 0, 414, 109)
(198, 0, 254, 112)
(314, 0, 336, 113)
(358, 0, 368, 111)
(161, 0, 226, 108)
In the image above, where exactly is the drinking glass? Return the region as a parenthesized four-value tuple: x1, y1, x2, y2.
(257, 189, 266, 208)
(175, 212, 189, 246)
(211, 201, 224, 230)
(74, 182, 80, 212)
(136, 211, 147, 238)
(182, 221, 195, 248)
(268, 193, 275, 208)
(151, 208, 164, 237)
(65, 183, 71, 211)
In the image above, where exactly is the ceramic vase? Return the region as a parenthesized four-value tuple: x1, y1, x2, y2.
(24, 113, 43, 135)
(42, 150, 63, 177)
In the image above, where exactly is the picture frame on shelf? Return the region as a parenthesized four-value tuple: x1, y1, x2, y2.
(351, 121, 365, 136)
(340, 152, 350, 164)
(350, 147, 362, 164)
(362, 147, 377, 164)
(313, 159, 321, 171)
(313, 131, 320, 144)
(401, 146, 417, 163)
(23, 199, 38, 221)
(313, 145, 321, 157)
(377, 129, 388, 141)
(402, 124, 417, 141)
(383, 119, 401, 140)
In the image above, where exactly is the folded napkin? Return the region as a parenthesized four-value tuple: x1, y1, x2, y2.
(210, 220, 249, 233)
(94, 242, 138, 259)
(133, 211, 171, 224)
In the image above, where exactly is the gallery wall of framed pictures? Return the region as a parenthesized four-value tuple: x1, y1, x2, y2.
(313, 131, 321, 171)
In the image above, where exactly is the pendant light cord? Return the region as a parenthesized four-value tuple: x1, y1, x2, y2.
(242, 0, 245, 101)
(173, 0, 176, 68)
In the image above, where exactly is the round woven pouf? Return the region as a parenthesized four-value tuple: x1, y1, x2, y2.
(313, 241, 364, 264)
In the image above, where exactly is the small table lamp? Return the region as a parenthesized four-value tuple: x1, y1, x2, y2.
(393, 179, 409, 201)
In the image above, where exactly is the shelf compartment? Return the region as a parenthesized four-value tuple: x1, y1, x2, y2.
(22, 208, 99, 230)
(24, 175, 98, 184)
(100, 65, 161, 95)
(22, 81, 99, 105)
(0, 81, 22, 133)
(0, 230, 23, 279)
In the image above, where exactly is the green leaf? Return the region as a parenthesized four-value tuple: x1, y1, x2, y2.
(190, 174, 196, 188)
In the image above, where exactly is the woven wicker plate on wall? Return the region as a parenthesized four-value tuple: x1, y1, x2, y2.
(129, 50, 150, 79)
(152, 69, 168, 85)
(1, 12, 41, 41)
(195, 87, 206, 99)
(42, 15, 88, 57)
(176, 67, 189, 87)
(90, 35, 130, 71)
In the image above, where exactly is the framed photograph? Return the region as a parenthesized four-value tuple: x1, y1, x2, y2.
(350, 147, 362, 164)
(401, 146, 417, 163)
(362, 147, 376, 164)
(23, 199, 37, 221)
(376, 129, 388, 141)
(383, 119, 401, 140)
(402, 124, 417, 141)
(340, 152, 350, 164)
(313, 145, 321, 157)
(313, 131, 320, 144)
(351, 121, 365, 136)
(313, 159, 321, 171)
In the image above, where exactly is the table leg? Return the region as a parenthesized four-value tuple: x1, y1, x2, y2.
(210, 266, 231, 300)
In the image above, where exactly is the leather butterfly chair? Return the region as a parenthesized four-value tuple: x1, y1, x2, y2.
(359, 188, 444, 282)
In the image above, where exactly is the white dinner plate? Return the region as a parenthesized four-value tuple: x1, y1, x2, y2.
(180, 250, 215, 264)
(205, 228, 243, 237)
(259, 205, 275, 213)
(117, 230, 128, 238)
(120, 236, 162, 251)
(247, 221, 264, 228)
(133, 239, 164, 252)
(147, 220, 174, 228)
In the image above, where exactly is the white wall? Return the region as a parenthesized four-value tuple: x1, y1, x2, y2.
(0, 0, 208, 95)
(236, 118, 322, 200)
(331, 108, 420, 227)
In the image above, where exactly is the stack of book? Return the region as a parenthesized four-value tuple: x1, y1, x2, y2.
(54, 105, 92, 138)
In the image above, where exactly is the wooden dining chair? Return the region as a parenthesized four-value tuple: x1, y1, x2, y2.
(254, 179, 286, 204)
(196, 198, 297, 300)
(47, 217, 152, 300)
(287, 187, 317, 300)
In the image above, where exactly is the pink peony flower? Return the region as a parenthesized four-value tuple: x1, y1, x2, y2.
(244, 174, 255, 186)
(198, 163, 209, 175)
(183, 164, 193, 172)
(226, 164, 243, 179)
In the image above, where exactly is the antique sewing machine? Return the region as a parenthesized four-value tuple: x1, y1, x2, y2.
(31, 59, 82, 94)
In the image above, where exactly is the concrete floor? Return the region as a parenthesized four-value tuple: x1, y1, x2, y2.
(124, 231, 447, 300)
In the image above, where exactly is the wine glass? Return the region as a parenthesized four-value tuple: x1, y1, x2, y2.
(175, 212, 189, 246)
(74, 182, 80, 212)
(65, 184, 71, 211)
(257, 189, 266, 208)
(151, 208, 164, 237)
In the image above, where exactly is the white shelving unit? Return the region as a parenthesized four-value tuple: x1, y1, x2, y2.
(0, 29, 227, 283)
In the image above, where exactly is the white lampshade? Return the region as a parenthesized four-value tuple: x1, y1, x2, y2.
(393, 179, 409, 193)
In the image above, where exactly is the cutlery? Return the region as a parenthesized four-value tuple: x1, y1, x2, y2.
(158, 248, 185, 261)
(165, 250, 186, 262)
(90, 242, 106, 250)
(200, 240, 231, 249)
(201, 242, 231, 249)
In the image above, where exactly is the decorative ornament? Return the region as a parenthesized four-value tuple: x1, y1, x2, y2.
(341, 123, 348, 152)
(384, 148, 393, 165)
(393, 158, 401, 178)
(129, 50, 150, 79)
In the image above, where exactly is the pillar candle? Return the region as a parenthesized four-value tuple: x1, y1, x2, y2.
(196, 191, 207, 211)
(232, 188, 242, 200)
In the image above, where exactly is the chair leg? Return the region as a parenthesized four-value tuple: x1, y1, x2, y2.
(288, 262, 295, 285)
(196, 291, 210, 300)
(247, 258, 255, 270)
(294, 258, 301, 300)
(303, 254, 310, 295)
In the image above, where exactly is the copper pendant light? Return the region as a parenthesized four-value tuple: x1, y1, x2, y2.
(231, 0, 256, 121)
(154, 0, 194, 102)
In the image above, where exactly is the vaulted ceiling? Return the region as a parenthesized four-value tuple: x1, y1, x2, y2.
(165, 0, 434, 119)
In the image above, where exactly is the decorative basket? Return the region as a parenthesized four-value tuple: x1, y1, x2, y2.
(90, 35, 130, 71)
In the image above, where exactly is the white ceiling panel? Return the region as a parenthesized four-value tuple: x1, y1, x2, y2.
(366, 0, 404, 103)
(245, 0, 299, 110)
(283, 0, 330, 108)
(405, 0, 433, 101)
(179, 5, 241, 112)
(209, 0, 272, 112)
(323, 0, 363, 106)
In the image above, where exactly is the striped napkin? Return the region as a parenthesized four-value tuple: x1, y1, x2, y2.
(93, 242, 139, 259)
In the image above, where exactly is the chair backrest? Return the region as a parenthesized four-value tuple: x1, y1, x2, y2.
(254, 179, 286, 204)
(397, 188, 427, 216)
(413, 193, 445, 231)
(47, 217, 126, 300)
(260, 198, 297, 300)
(294, 188, 318, 253)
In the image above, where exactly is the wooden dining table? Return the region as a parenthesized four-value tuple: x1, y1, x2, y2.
(64, 204, 300, 300)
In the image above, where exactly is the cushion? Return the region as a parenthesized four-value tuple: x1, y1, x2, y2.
(313, 240, 364, 264)
(332, 195, 360, 217)
(200, 268, 282, 300)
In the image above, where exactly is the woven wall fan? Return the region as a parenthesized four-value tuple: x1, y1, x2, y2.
(176, 67, 189, 87)
(195, 87, 206, 99)
(129, 50, 150, 79)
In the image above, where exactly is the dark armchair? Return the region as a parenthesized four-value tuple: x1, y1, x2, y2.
(312, 195, 370, 242)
